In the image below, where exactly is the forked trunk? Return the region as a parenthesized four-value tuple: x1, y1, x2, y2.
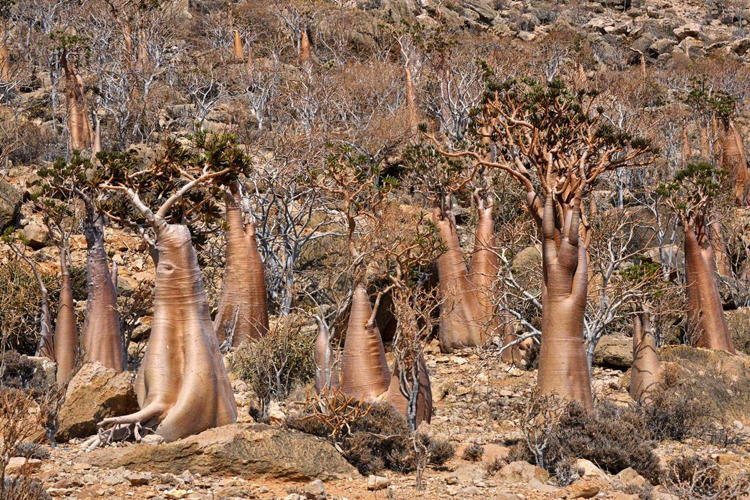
(720, 119, 750, 206)
(469, 199, 499, 341)
(536, 196, 593, 410)
(433, 208, 482, 352)
(314, 317, 339, 393)
(684, 224, 735, 352)
(82, 212, 124, 371)
(100, 223, 237, 441)
(340, 283, 390, 401)
(630, 310, 661, 403)
(62, 53, 93, 151)
(232, 30, 244, 60)
(384, 356, 432, 428)
(214, 190, 269, 347)
(54, 248, 78, 385)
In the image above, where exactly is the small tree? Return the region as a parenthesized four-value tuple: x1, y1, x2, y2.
(91, 132, 242, 442)
(430, 77, 654, 408)
(658, 162, 735, 352)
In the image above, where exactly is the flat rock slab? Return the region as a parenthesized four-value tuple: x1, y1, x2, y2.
(83, 423, 358, 481)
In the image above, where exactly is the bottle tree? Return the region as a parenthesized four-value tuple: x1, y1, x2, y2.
(429, 77, 654, 409)
(658, 162, 735, 352)
(40, 154, 125, 372)
(92, 132, 241, 442)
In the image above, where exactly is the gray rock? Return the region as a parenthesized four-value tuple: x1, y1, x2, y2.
(673, 23, 702, 40)
(367, 475, 390, 490)
(648, 38, 676, 56)
(23, 222, 49, 249)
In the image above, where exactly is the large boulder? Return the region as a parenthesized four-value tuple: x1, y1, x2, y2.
(593, 335, 632, 370)
(83, 423, 358, 481)
(56, 363, 138, 442)
(0, 178, 21, 229)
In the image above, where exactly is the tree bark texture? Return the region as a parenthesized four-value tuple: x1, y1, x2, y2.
(469, 198, 499, 341)
(433, 208, 483, 352)
(82, 213, 125, 371)
(629, 311, 661, 403)
(232, 30, 244, 60)
(536, 196, 593, 410)
(384, 356, 432, 427)
(214, 191, 269, 347)
(340, 283, 390, 401)
(102, 223, 237, 442)
(54, 248, 78, 385)
(684, 224, 735, 352)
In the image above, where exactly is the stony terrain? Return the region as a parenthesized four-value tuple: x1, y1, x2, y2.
(11, 340, 750, 500)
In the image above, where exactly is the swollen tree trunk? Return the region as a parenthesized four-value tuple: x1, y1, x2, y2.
(340, 283, 390, 401)
(232, 30, 244, 60)
(433, 208, 482, 352)
(630, 310, 661, 403)
(214, 190, 269, 347)
(61, 52, 93, 151)
(709, 220, 732, 277)
(720, 119, 750, 207)
(81, 211, 124, 371)
(313, 317, 339, 393)
(100, 222, 237, 441)
(684, 224, 735, 352)
(54, 247, 77, 385)
(35, 280, 54, 361)
(469, 198, 499, 341)
(536, 196, 593, 410)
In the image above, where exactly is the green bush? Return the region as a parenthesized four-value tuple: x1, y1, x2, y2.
(230, 315, 315, 419)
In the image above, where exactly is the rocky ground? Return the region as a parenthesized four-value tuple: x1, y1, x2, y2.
(15, 340, 750, 500)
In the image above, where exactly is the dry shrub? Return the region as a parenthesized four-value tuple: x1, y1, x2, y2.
(664, 455, 750, 499)
(2, 477, 51, 500)
(230, 315, 315, 419)
(287, 392, 454, 475)
(640, 383, 712, 442)
(0, 388, 48, 499)
(0, 258, 52, 355)
(514, 395, 661, 484)
(462, 443, 484, 462)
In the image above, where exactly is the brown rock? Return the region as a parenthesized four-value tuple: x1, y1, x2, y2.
(593, 335, 632, 369)
(567, 479, 600, 498)
(496, 461, 549, 483)
(616, 467, 647, 488)
(82, 423, 357, 481)
(56, 362, 138, 441)
(6, 457, 42, 475)
(23, 222, 50, 249)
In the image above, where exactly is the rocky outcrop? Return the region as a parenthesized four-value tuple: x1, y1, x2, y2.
(82, 423, 358, 481)
(56, 362, 139, 442)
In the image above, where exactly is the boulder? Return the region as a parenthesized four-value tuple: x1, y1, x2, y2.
(0, 178, 21, 229)
(673, 23, 702, 40)
(56, 362, 138, 442)
(648, 38, 676, 56)
(82, 423, 358, 481)
(593, 335, 632, 370)
(23, 222, 50, 249)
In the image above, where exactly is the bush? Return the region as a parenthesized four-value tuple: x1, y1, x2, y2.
(516, 396, 661, 484)
(2, 477, 51, 500)
(230, 315, 315, 419)
(462, 443, 484, 462)
(424, 436, 455, 466)
(287, 393, 417, 475)
(640, 384, 712, 442)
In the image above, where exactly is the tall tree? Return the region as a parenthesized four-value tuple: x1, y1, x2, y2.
(430, 78, 654, 408)
(659, 162, 735, 352)
(213, 184, 269, 348)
